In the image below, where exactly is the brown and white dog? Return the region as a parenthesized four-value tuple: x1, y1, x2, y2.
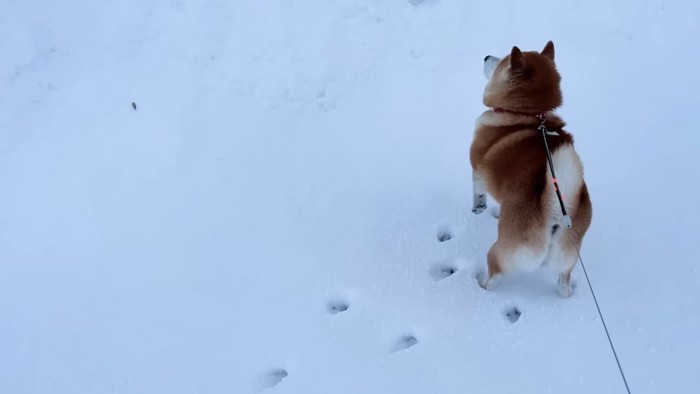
(470, 41, 592, 297)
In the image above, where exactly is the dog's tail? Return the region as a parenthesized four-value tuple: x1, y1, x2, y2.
(545, 144, 592, 252)
(546, 144, 584, 222)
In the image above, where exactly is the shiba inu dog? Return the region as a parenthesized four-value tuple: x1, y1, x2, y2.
(470, 41, 592, 297)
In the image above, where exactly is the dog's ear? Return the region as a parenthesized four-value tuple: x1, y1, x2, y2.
(541, 41, 555, 61)
(510, 46, 525, 70)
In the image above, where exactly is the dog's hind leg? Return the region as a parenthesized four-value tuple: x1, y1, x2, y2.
(472, 171, 488, 214)
(545, 225, 582, 298)
(479, 241, 504, 290)
(480, 239, 549, 290)
(547, 186, 593, 297)
(553, 253, 578, 298)
(480, 201, 549, 291)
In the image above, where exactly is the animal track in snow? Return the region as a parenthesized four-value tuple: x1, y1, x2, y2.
(504, 306, 521, 323)
(255, 368, 288, 392)
(392, 335, 418, 352)
(326, 299, 349, 315)
(436, 222, 453, 242)
(437, 228, 452, 242)
(429, 262, 458, 281)
(408, 0, 440, 8)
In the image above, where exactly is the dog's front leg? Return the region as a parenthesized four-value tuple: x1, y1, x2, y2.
(472, 171, 487, 214)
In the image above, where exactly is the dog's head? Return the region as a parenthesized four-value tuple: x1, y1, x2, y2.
(482, 41, 562, 113)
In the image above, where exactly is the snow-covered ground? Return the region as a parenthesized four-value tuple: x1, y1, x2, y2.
(2, 0, 699, 393)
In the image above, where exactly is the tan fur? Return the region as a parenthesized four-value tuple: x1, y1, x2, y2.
(470, 42, 592, 297)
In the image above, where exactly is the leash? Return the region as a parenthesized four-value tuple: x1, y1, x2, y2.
(577, 249, 632, 394)
(537, 113, 572, 229)
(537, 113, 631, 394)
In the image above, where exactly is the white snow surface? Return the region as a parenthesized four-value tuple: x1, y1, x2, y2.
(2, 0, 699, 393)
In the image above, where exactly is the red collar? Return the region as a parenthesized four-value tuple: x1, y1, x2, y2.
(493, 107, 547, 122)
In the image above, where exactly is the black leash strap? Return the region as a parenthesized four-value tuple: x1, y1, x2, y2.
(537, 114, 572, 228)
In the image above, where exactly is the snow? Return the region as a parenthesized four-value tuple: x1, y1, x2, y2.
(1, 0, 699, 393)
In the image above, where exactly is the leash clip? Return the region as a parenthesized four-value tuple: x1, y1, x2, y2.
(537, 114, 559, 136)
(562, 214, 572, 229)
(538, 124, 559, 136)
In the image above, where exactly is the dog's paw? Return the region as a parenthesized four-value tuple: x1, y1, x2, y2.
(472, 194, 487, 214)
(480, 278, 497, 290)
(476, 271, 498, 290)
(557, 276, 575, 298)
(556, 282, 574, 298)
(472, 204, 487, 215)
